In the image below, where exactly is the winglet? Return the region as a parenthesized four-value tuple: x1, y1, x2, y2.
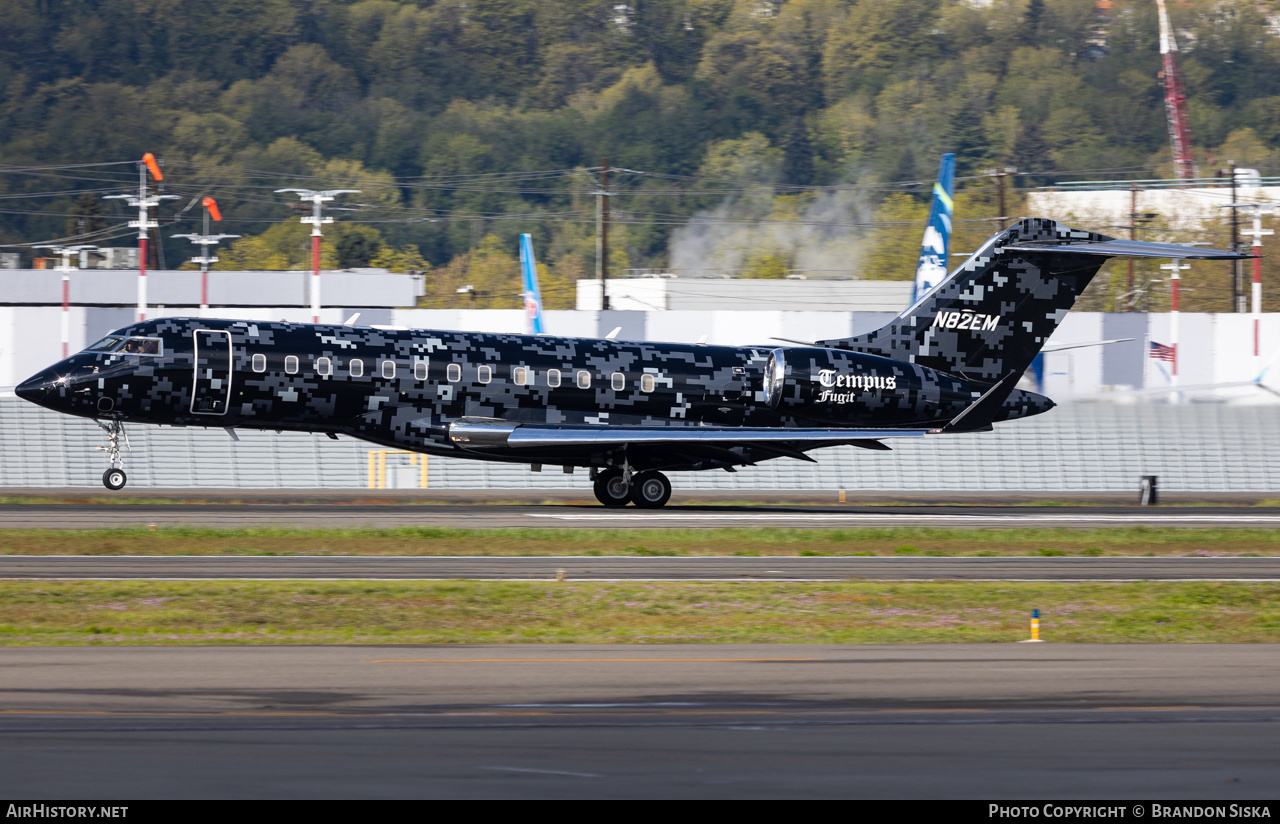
(911, 153, 955, 304)
(519, 233, 545, 335)
(942, 371, 1023, 433)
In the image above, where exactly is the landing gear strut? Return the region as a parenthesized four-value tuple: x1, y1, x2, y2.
(593, 467, 631, 507)
(97, 420, 130, 490)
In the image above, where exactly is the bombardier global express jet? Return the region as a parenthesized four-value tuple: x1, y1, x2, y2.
(16, 219, 1247, 506)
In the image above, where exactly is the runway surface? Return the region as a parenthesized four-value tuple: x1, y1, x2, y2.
(1, 644, 1276, 798)
(5, 555, 1280, 580)
(4, 501, 1280, 529)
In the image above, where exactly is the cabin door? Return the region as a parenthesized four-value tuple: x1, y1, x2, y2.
(191, 329, 232, 416)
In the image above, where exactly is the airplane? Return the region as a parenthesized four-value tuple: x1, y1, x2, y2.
(520, 233, 545, 336)
(15, 218, 1248, 507)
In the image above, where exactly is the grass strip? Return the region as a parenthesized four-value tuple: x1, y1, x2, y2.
(1, 580, 1278, 645)
(2, 526, 1279, 556)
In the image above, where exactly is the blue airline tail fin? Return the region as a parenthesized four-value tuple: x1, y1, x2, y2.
(911, 153, 956, 304)
(519, 233, 545, 335)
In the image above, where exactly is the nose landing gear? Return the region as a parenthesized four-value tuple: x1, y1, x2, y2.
(97, 420, 130, 490)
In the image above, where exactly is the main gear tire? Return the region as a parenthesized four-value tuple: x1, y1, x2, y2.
(102, 468, 127, 490)
(631, 471, 672, 509)
(592, 469, 631, 507)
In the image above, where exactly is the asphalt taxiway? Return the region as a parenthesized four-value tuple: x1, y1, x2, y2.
(4, 501, 1280, 529)
(4, 555, 1280, 580)
(1, 644, 1276, 798)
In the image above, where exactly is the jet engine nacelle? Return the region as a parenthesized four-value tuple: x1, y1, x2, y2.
(762, 346, 971, 426)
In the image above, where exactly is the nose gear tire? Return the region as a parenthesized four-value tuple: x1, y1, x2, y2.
(102, 468, 127, 490)
(592, 469, 631, 507)
(631, 471, 672, 509)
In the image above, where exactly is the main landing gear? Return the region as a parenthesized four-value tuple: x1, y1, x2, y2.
(97, 420, 130, 490)
(592, 467, 672, 509)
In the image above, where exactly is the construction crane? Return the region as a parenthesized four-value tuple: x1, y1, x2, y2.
(1157, 0, 1195, 180)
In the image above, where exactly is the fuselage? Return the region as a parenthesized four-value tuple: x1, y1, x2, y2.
(16, 317, 1052, 472)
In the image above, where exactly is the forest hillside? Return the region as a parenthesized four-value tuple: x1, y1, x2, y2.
(3, 0, 1280, 309)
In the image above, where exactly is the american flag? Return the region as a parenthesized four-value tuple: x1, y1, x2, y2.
(1149, 341, 1176, 362)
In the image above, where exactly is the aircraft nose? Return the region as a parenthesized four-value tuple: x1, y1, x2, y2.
(15, 366, 74, 408)
(15, 371, 54, 402)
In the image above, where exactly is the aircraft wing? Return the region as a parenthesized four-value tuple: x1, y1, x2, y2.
(444, 417, 933, 449)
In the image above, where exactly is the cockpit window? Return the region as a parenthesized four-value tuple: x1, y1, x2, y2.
(117, 337, 163, 356)
(86, 336, 124, 352)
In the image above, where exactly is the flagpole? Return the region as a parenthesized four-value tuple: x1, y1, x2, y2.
(1161, 260, 1189, 403)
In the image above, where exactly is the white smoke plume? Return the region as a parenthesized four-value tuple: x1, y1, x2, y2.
(667, 187, 875, 276)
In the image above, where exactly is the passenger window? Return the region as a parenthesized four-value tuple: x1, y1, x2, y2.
(641, 374, 655, 393)
(349, 359, 364, 377)
(316, 357, 332, 377)
(382, 360, 396, 379)
(285, 356, 298, 375)
(513, 366, 528, 386)
(547, 368, 561, 388)
(251, 353, 266, 373)
(478, 365, 492, 384)
(447, 363, 461, 382)
(576, 370, 591, 389)
(414, 360, 428, 381)
(611, 372, 625, 391)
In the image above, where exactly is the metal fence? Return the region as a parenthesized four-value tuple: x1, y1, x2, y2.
(2, 396, 1278, 492)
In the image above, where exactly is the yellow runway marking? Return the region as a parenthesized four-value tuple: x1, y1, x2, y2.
(365, 657, 825, 663)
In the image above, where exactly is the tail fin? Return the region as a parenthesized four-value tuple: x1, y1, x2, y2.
(911, 153, 955, 304)
(519, 233, 545, 335)
(821, 218, 1248, 382)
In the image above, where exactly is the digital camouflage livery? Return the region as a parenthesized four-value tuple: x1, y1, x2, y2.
(17, 220, 1247, 507)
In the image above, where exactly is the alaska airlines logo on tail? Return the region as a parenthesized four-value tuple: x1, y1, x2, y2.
(932, 310, 999, 332)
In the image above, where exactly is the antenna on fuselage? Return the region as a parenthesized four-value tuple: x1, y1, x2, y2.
(343, 313, 360, 327)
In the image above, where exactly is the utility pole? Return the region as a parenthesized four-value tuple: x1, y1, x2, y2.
(173, 197, 238, 317)
(596, 158, 611, 311)
(1127, 183, 1138, 311)
(275, 188, 360, 324)
(104, 153, 175, 322)
(982, 166, 1016, 229)
(32, 244, 95, 358)
(1230, 164, 1242, 312)
(1238, 205, 1274, 358)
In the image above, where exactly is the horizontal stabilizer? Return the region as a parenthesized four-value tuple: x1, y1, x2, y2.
(1002, 239, 1252, 259)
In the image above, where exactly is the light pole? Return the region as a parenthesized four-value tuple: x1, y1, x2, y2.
(173, 197, 239, 317)
(104, 154, 176, 322)
(275, 188, 360, 323)
(1236, 205, 1273, 358)
(33, 244, 96, 358)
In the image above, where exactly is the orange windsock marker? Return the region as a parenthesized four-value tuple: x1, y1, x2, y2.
(202, 196, 222, 221)
(142, 152, 162, 181)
